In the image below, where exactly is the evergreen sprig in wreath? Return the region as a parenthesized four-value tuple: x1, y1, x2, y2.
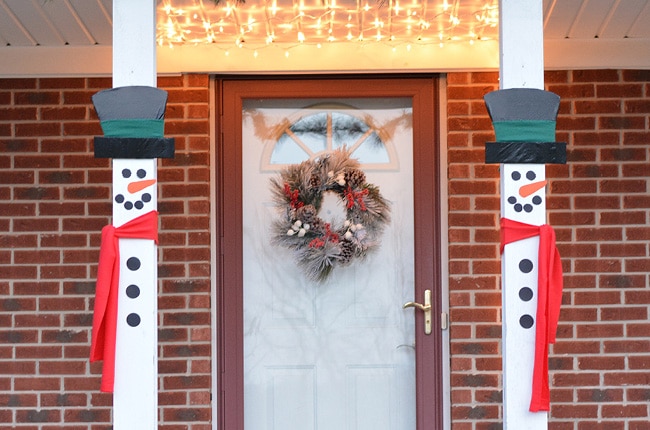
(270, 148, 391, 282)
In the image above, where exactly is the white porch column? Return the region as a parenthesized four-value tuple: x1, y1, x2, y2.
(111, 1, 158, 429)
(498, 0, 548, 429)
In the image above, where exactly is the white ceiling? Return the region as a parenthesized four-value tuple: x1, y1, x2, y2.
(1, 0, 649, 76)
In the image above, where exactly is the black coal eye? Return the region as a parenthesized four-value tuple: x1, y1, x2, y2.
(526, 171, 536, 181)
(115, 194, 125, 203)
(137, 169, 146, 179)
(511, 171, 521, 181)
(122, 169, 131, 178)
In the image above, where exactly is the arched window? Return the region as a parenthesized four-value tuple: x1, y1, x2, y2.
(244, 101, 409, 171)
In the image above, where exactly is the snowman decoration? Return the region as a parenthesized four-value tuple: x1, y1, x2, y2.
(484, 89, 565, 426)
(90, 87, 174, 427)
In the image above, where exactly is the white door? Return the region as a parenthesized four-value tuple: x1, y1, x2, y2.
(219, 78, 442, 430)
(242, 97, 415, 430)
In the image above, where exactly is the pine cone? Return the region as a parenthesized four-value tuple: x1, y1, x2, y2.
(309, 218, 326, 235)
(339, 240, 356, 265)
(309, 173, 322, 190)
(296, 205, 318, 225)
(344, 169, 366, 189)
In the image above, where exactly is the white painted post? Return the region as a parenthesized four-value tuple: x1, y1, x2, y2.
(498, 1, 548, 429)
(111, 1, 158, 428)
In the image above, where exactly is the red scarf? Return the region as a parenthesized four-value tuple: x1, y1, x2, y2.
(90, 210, 158, 393)
(500, 217, 563, 412)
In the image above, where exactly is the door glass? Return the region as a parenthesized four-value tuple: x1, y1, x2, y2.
(242, 98, 415, 429)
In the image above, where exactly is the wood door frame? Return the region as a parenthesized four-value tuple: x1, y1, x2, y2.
(215, 76, 443, 429)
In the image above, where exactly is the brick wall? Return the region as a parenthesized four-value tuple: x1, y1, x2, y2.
(0, 75, 212, 429)
(447, 70, 650, 430)
(2, 70, 649, 429)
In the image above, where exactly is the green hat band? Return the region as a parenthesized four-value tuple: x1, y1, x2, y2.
(100, 119, 164, 138)
(493, 120, 556, 142)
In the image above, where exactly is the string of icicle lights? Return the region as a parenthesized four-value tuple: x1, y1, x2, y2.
(157, 0, 499, 56)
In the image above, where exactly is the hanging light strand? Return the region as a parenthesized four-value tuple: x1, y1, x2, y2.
(156, 0, 498, 50)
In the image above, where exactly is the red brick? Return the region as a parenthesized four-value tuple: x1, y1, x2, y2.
(39, 265, 87, 279)
(622, 130, 650, 145)
(601, 147, 647, 162)
(14, 377, 61, 391)
(40, 138, 89, 153)
(602, 404, 648, 418)
(14, 154, 61, 169)
(578, 422, 625, 430)
(597, 83, 644, 98)
(63, 122, 101, 136)
(552, 179, 598, 195)
(598, 115, 645, 130)
(604, 339, 650, 354)
(449, 180, 498, 196)
(2, 107, 38, 120)
(448, 196, 471, 211)
(556, 243, 597, 259)
(40, 360, 86, 375)
(15, 122, 62, 137)
(574, 99, 622, 114)
(448, 149, 485, 163)
(575, 228, 623, 242)
(39, 297, 86, 312)
(574, 69, 621, 82)
(622, 162, 650, 176)
(601, 180, 647, 195)
(572, 166, 619, 183)
(604, 372, 650, 386)
(602, 306, 648, 321)
(40, 106, 87, 121)
(578, 356, 625, 370)
(40, 392, 87, 407)
(627, 355, 650, 370)
(626, 323, 650, 337)
(15, 346, 62, 359)
(449, 245, 497, 260)
(162, 407, 211, 422)
(625, 100, 650, 113)
(468, 258, 498, 274)
(0, 203, 36, 216)
(625, 227, 650, 240)
(573, 290, 621, 305)
(567, 147, 598, 162)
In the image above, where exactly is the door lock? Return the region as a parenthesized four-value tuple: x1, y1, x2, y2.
(403, 289, 432, 335)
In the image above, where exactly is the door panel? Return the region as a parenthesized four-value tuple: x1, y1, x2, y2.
(218, 78, 442, 429)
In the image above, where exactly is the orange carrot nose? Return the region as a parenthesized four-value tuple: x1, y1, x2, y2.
(128, 178, 157, 194)
(519, 180, 547, 198)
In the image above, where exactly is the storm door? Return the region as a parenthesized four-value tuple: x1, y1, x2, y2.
(217, 78, 443, 429)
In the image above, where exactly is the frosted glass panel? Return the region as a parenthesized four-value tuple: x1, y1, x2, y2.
(242, 97, 415, 429)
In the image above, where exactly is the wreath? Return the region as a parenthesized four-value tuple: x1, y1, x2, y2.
(270, 148, 391, 282)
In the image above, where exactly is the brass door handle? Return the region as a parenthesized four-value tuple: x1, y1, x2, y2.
(403, 289, 432, 335)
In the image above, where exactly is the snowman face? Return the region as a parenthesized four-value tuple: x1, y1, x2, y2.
(112, 159, 157, 227)
(506, 169, 545, 213)
(115, 168, 155, 211)
(501, 164, 546, 224)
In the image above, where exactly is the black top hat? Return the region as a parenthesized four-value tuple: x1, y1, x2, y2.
(484, 88, 566, 164)
(92, 86, 174, 159)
